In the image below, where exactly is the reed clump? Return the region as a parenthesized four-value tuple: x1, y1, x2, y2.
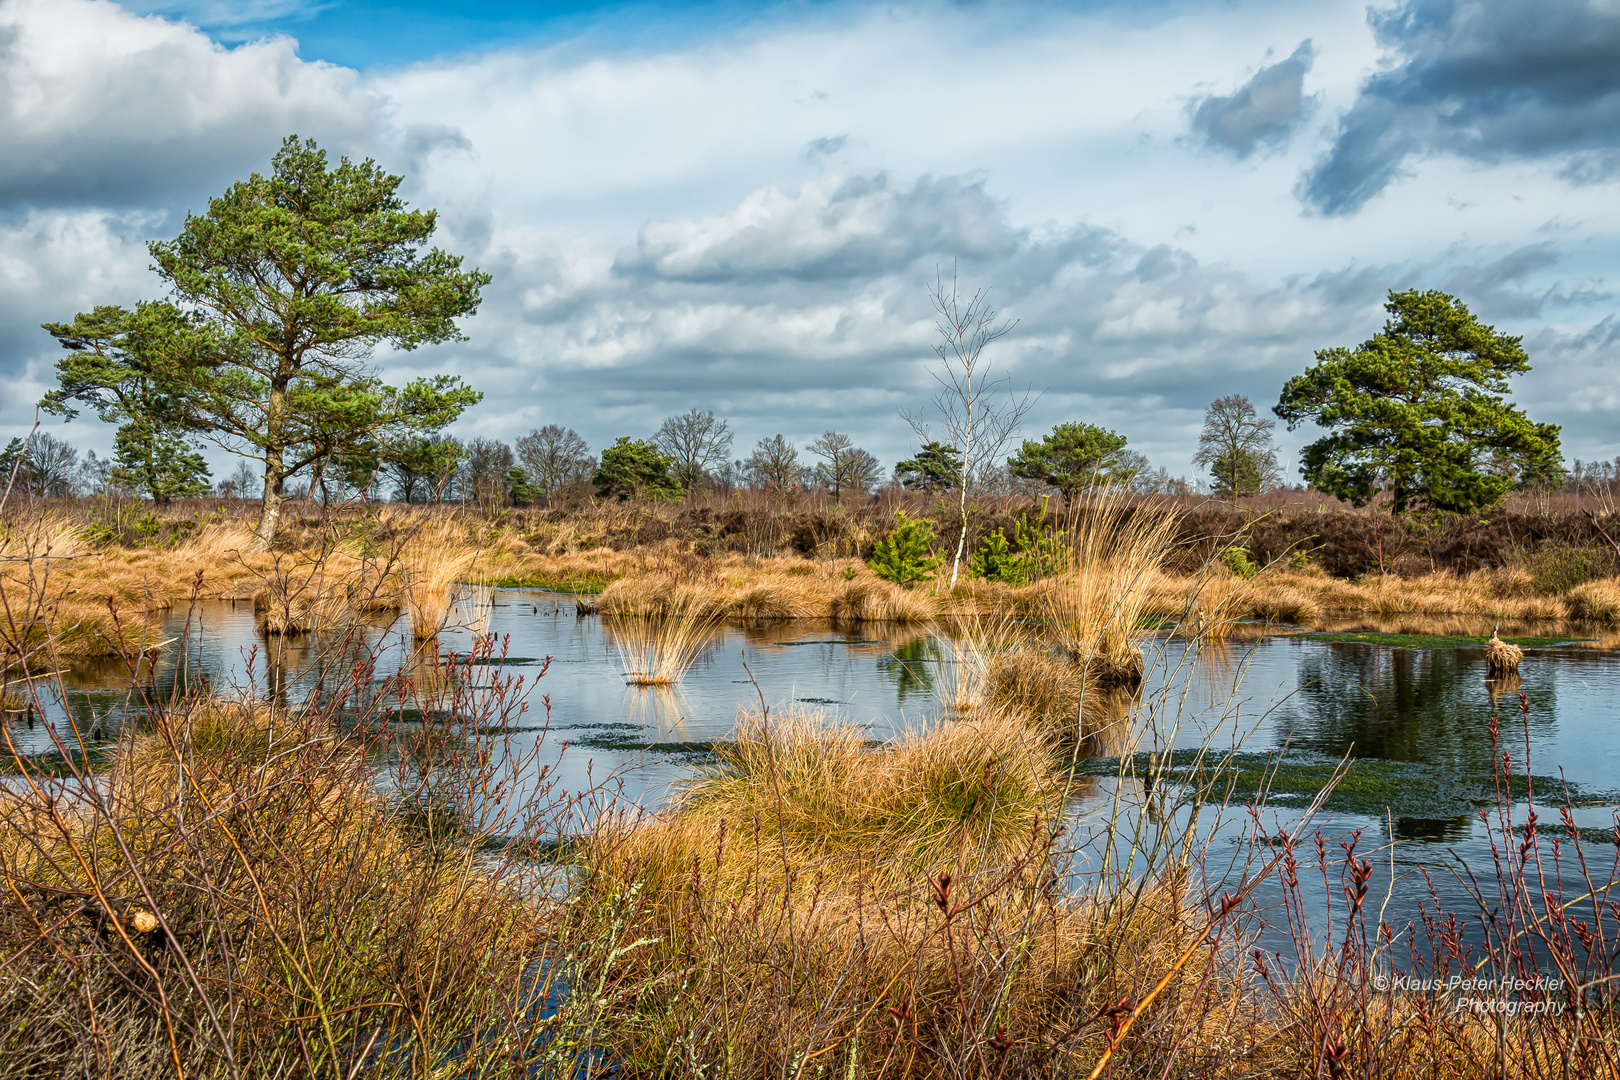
(1034, 494, 1181, 685)
(1568, 575, 1620, 621)
(607, 607, 723, 685)
(401, 533, 482, 639)
(593, 707, 1062, 900)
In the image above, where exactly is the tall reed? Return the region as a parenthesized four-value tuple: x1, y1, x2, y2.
(1037, 490, 1181, 684)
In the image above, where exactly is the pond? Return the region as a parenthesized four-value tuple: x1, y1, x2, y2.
(9, 589, 1620, 955)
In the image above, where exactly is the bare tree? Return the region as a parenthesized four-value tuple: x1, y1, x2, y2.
(515, 425, 594, 502)
(77, 450, 115, 495)
(458, 437, 514, 509)
(903, 267, 1038, 586)
(744, 434, 808, 493)
(654, 409, 733, 489)
(1193, 394, 1281, 500)
(7, 431, 81, 498)
(808, 431, 880, 500)
(223, 460, 259, 500)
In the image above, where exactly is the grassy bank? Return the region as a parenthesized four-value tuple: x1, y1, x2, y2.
(10, 487, 1620, 672)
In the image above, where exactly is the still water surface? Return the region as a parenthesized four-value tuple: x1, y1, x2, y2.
(11, 589, 1620, 947)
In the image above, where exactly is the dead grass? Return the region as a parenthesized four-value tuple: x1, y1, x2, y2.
(595, 706, 1063, 897)
(1033, 494, 1182, 684)
(607, 608, 724, 685)
(1568, 575, 1620, 622)
(0, 677, 569, 1078)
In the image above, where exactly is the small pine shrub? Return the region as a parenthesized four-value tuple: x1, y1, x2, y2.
(969, 528, 1028, 585)
(869, 512, 944, 587)
(1012, 512, 1068, 578)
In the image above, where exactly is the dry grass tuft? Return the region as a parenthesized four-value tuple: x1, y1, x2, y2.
(594, 706, 1060, 899)
(607, 608, 723, 685)
(1246, 582, 1325, 625)
(400, 532, 482, 638)
(830, 576, 940, 623)
(1035, 493, 1182, 685)
(1568, 575, 1620, 622)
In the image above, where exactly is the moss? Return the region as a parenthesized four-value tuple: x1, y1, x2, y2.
(1077, 750, 1619, 820)
(474, 573, 608, 592)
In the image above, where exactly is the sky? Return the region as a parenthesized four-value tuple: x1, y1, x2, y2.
(3, 0, 1618, 483)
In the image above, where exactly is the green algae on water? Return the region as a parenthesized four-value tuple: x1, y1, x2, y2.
(1076, 750, 1620, 820)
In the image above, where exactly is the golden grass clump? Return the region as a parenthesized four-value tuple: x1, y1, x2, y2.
(400, 533, 482, 638)
(596, 573, 726, 619)
(1035, 493, 1181, 685)
(980, 646, 1138, 750)
(830, 575, 939, 622)
(731, 580, 818, 620)
(607, 609, 723, 685)
(593, 707, 1060, 900)
(1568, 575, 1620, 622)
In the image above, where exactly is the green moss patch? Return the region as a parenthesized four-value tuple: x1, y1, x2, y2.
(477, 575, 608, 593)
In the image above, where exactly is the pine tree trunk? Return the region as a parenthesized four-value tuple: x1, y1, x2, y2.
(253, 449, 284, 552)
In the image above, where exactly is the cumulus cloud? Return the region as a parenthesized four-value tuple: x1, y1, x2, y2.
(0, 209, 162, 435)
(1300, 0, 1620, 215)
(0, 0, 375, 208)
(612, 172, 1020, 284)
(1188, 40, 1316, 157)
(434, 169, 1399, 475)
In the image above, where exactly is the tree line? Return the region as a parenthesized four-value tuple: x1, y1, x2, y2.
(17, 136, 1582, 549)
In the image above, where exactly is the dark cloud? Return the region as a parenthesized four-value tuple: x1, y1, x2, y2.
(1301, 0, 1620, 215)
(1188, 41, 1316, 157)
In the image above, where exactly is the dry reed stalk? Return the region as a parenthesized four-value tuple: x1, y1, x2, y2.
(1035, 492, 1181, 685)
(606, 607, 723, 686)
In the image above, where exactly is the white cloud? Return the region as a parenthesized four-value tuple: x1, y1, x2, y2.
(0, 0, 375, 206)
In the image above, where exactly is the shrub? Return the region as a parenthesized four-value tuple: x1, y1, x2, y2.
(968, 527, 1023, 583)
(1221, 544, 1258, 579)
(868, 511, 943, 587)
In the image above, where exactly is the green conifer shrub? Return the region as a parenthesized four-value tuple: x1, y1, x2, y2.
(869, 512, 944, 587)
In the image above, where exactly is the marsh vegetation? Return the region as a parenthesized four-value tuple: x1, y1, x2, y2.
(5, 487, 1620, 1076)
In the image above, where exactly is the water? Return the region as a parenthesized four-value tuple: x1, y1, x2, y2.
(10, 589, 1620, 954)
